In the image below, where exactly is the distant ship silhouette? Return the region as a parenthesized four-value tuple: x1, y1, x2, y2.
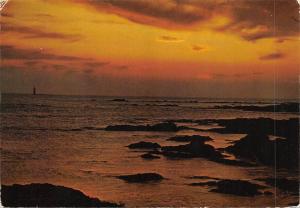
(33, 86, 36, 95)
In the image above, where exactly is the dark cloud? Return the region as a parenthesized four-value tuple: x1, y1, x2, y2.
(219, 0, 299, 41)
(80, 0, 299, 40)
(192, 45, 205, 51)
(1, 23, 83, 42)
(0, 12, 13, 17)
(35, 13, 54, 18)
(91, 19, 127, 25)
(96, 0, 213, 26)
(161, 35, 180, 41)
(259, 52, 285, 60)
(1, 45, 90, 61)
(158, 35, 184, 42)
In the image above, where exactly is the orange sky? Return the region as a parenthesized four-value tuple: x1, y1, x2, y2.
(1, 0, 299, 98)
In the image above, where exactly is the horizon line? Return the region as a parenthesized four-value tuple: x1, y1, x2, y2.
(1, 92, 298, 101)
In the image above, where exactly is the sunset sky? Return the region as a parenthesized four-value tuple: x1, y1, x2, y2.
(1, 0, 299, 98)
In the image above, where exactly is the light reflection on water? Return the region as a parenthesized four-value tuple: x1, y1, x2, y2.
(1, 94, 299, 206)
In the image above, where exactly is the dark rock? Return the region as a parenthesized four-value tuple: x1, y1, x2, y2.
(188, 179, 265, 196)
(225, 132, 298, 169)
(162, 138, 222, 160)
(105, 122, 181, 132)
(256, 177, 299, 194)
(161, 137, 255, 167)
(147, 150, 162, 155)
(263, 191, 273, 195)
(162, 151, 195, 158)
(165, 119, 196, 123)
(214, 158, 256, 167)
(188, 181, 217, 186)
(210, 180, 264, 196)
(127, 141, 161, 149)
(1, 183, 122, 207)
(167, 135, 213, 143)
(225, 134, 273, 163)
(187, 176, 221, 180)
(141, 153, 160, 159)
(145, 104, 179, 107)
(116, 173, 164, 183)
(150, 122, 179, 131)
(288, 201, 300, 206)
(111, 98, 127, 102)
(203, 117, 299, 169)
(206, 118, 298, 139)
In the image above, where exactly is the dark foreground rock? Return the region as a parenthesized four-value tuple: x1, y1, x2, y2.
(105, 122, 182, 132)
(117, 173, 164, 183)
(189, 179, 265, 196)
(141, 153, 161, 159)
(127, 141, 161, 149)
(1, 183, 122, 207)
(167, 135, 213, 143)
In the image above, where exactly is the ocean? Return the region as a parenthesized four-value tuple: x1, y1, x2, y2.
(1, 93, 299, 206)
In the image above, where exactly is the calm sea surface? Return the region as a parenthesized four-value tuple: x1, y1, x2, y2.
(1, 94, 299, 206)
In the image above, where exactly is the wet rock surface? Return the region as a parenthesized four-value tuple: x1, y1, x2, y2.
(116, 173, 164, 183)
(1, 183, 122, 207)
